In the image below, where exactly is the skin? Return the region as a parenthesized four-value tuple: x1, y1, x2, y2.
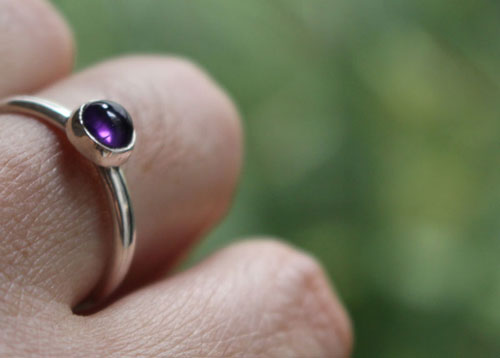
(0, 1, 353, 357)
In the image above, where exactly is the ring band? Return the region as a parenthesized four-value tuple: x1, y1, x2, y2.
(0, 96, 136, 303)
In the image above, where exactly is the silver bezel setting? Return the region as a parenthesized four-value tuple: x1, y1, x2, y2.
(66, 101, 136, 167)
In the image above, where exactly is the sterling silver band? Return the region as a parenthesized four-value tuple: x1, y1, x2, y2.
(0, 96, 136, 303)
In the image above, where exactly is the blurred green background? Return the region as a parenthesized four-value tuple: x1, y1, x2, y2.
(51, 0, 500, 356)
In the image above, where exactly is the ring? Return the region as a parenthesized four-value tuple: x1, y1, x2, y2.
(0, 96, 136, 303)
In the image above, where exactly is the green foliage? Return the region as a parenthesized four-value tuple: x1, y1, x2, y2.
(52, 0, 500, 356)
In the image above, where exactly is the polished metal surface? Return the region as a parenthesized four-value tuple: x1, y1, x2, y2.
(0, 96, 136, 302)
(0, 96, 70, 129)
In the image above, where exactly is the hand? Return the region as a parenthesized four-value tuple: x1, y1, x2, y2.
(0, 1, 352, 356)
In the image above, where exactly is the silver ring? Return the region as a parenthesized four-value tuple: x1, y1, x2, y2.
(0, 96, 136, 303)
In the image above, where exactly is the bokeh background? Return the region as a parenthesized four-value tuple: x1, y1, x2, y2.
(51, 1, 500, 356)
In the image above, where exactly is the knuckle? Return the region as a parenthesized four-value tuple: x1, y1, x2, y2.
(239, 239, 329, 296)
(236, 239, 353, 356)
(112, 54, 242, 217)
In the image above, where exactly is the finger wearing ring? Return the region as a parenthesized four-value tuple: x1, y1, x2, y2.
(0, 96, 136, 305)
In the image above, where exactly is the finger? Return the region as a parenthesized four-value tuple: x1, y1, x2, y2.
(0, 0, 73, 97)
(82, 240, 353, 357)
(0, 56, 241, 308)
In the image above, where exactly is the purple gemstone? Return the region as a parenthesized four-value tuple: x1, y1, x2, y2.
(81, 101, 133, 149)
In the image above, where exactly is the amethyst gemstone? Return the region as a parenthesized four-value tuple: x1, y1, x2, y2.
(81, 101, 133, 149)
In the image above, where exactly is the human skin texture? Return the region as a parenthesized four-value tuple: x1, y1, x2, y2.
(0, 0, 352, 357)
